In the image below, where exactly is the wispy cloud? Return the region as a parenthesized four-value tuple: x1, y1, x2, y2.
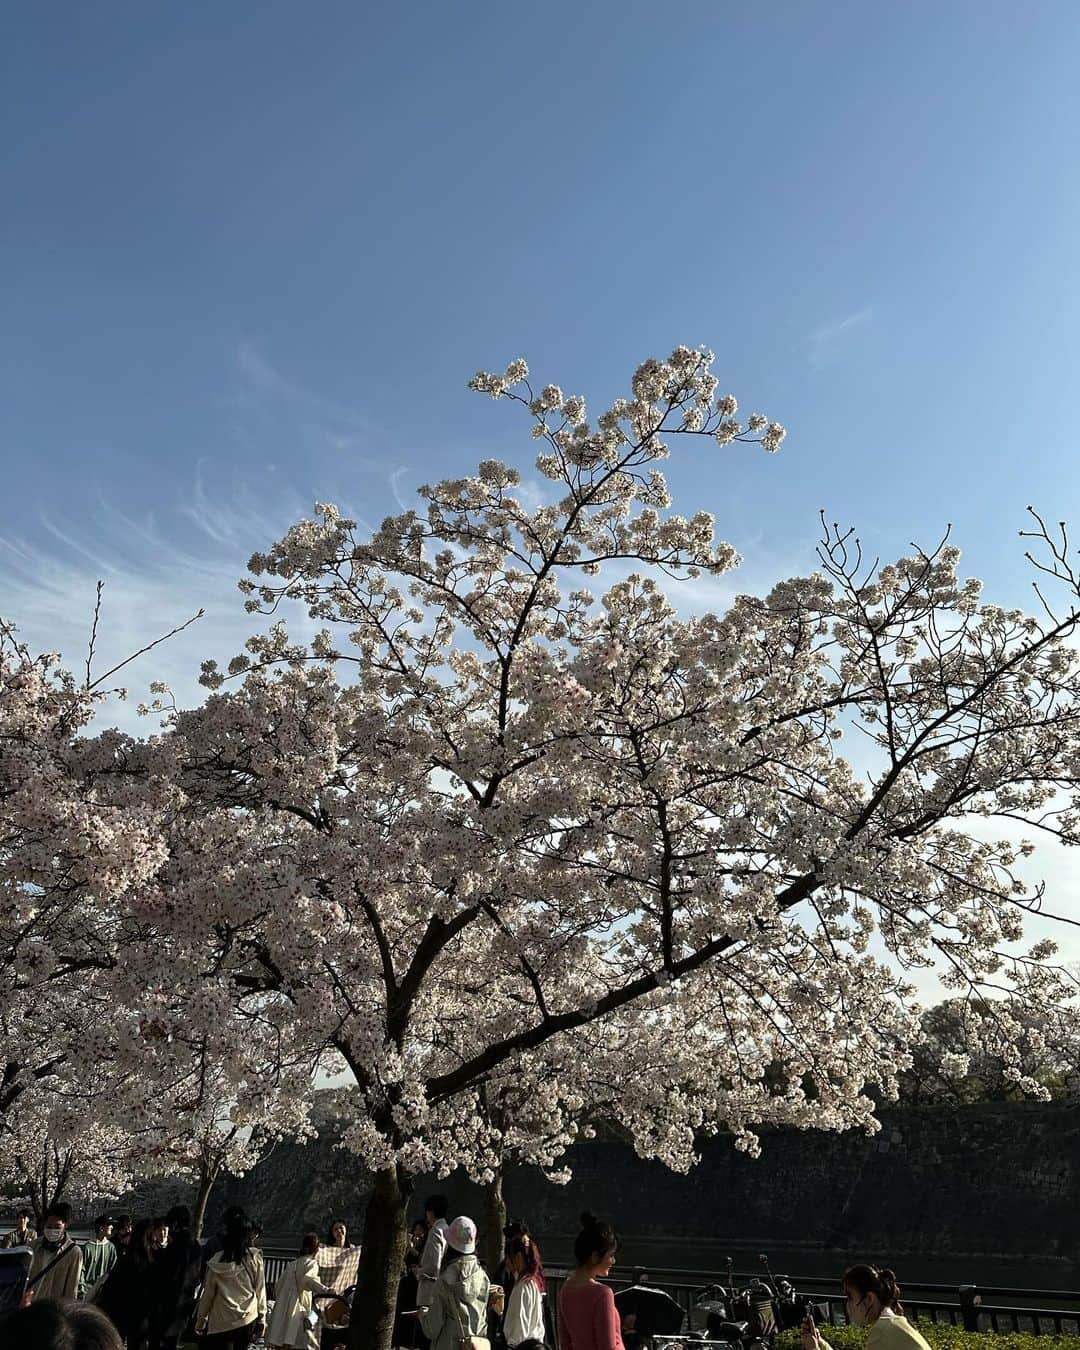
(0, 342, 413, 738)
(0, 476, 318, 736)
(804, 306, 874, 369)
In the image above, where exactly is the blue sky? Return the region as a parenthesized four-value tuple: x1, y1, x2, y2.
(3, 3, 1080, 979)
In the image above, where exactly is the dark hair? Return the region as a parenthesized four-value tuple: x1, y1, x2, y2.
(573, 1212, 618, 1267)
(221, 1210, 254, 1265)
(326, 1219, 348, 1244)
(45, 1203, 72, 1226)
(0, 1299, 124, 1350)
(165, 1206, 191, 1231)
(112, 1214, 132, 1230)
(507, 1234, 546, 1293)
(424, 1195, 449, 1219)
(16, 1208, 32, 1221)
(150, 1216, 168, 1230)
(93, 1216, 113, 1236)
(633, 1267, 649, 1286)
(301, 1232, 320, 1256)
(843, 1266, 903, 1315)
(503, 1217, 530, 1240)
(129, 1219, 155, 1267)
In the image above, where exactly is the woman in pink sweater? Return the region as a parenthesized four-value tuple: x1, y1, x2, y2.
(558, 1214, 623, 1350)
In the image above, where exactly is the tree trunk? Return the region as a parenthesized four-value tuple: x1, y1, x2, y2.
(192, 1161, 219, 1240)
(348, 1164, 410, 1350)
(482, 1169, 507, 1276)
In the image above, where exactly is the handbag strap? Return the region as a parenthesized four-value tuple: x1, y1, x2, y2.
(28, 1240, 77, 1290)
(451, 1272, 474, 1342)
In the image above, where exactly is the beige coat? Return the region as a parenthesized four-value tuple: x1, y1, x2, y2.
(266, 1254, 332, 1349)
(196, 1248, 268, 1335)
(28, 1237, 82, 1302)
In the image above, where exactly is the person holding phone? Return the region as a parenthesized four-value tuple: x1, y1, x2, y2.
(801, 1267, 931, 1350)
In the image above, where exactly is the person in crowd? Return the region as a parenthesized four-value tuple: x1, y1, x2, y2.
(2, 1207, 37, 1248)
(419, 1216, 490, 1350)
(149, 1217, 170, 1255)
(408, 1219, 428, 1256)
(802, 1267, 931, 1350)
(0, 1298, 124, 1350)
(194, 1208, 267, 1348)
(491, 1221, 550, 1347)
(614, 1268, 683, 1348)
(265, 1232, 335, 1350)
(80, 1216, 118, 1302)
(111, 1217, 133, 1254)
(29, 1203, 83, 1303)
(416, 1195, 449, 1311)
(318, 1217, 360, 1307)
(155, 1205, 203, 1350)
(95, 1218, 165, 1350)
(493, 1220, 529, 1306)
(202, 1206, 245, 1278)
(503, 1234, 546, 1350)
(558, 1213, 622, 1350)
(394, 1249, 423, 1349)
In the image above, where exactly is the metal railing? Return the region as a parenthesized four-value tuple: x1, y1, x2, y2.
(184, 1249, 1080, 1339)
(537, 1270, 1080, 1339)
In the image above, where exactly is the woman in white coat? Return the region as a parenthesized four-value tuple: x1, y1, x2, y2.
(266, 1233, 336, 1350)
(503, 1234, 547, 1349)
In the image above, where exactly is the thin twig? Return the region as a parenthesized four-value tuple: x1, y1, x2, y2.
(88, 607, 205, 690)
(85, 580, 104, 689)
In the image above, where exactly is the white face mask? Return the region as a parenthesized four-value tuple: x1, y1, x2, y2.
(44, 1227, 64, 1244)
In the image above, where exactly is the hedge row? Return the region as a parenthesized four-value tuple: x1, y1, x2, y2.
(775, 1325, 1080, 1350)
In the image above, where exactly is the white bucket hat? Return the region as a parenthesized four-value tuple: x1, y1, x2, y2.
(446, 1215, 477, 1255)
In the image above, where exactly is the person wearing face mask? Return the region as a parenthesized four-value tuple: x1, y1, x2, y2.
(28, 1202, 83, 1302)
(801, 1266, 931, 1350)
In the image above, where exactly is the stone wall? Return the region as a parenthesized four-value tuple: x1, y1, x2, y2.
(201, 1101, 1078, 1263)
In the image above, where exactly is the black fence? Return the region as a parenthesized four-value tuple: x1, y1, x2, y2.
(210, 1251, 1080, 1340)
(534, 1269, 1080, 1340)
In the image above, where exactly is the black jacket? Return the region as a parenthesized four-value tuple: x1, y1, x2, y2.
(157, 1230, 204, 1338)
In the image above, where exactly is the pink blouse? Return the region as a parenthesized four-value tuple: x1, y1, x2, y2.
(558, 1279, 625, 1350)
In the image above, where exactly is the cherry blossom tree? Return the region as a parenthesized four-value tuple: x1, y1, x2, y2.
(6, 347, 1080, 1350)
(0, 618, 323, 1235)
(0, 1103, 133, 1227)
(136, 1088, 313, 1238)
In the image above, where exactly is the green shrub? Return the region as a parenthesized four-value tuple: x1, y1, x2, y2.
(775, 1326, 1080, 1350)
